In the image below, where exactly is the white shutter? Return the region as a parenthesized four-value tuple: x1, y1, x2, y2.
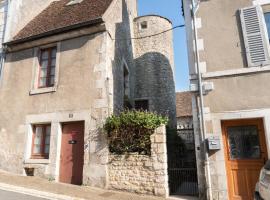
(240, 6, 270, 67)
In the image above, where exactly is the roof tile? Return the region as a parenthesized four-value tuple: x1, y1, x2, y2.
(13, 0, 113, 41)
(176, 91, 193, 117)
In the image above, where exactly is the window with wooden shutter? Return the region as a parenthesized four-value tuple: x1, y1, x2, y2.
(240, 6, 270, 67)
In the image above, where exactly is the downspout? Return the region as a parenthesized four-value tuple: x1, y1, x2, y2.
(0, 0, 9, 85)
(190, 0, 213, 199)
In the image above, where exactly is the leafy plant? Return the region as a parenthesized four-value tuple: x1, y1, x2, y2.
(104, 110, 168, 155)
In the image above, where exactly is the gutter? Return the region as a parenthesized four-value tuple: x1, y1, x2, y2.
(190, 0, 213, 200)
(4, 17, 104, 46)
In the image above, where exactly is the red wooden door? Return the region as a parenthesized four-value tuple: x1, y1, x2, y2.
(59, 121, 84, 185)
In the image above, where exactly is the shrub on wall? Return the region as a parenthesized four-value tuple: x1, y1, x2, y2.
(104, 110, 168, 155)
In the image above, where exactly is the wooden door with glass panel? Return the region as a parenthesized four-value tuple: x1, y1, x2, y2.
(222, 119, 268, 200)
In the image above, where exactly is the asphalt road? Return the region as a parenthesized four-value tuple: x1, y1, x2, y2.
(0, 189, 49, 200)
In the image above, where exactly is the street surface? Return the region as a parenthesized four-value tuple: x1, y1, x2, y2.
(0, 189, 48, 200)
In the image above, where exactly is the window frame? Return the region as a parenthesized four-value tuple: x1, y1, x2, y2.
(31, 124, 51, 159)
(37, 47, 57, 88)
(30, 42, 60, 95)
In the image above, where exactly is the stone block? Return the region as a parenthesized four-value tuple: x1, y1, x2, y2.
(154, 135, 165, 143)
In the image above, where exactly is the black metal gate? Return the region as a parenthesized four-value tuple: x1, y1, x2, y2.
(167, 128, 198, 196)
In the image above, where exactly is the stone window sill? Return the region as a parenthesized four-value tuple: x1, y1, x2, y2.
(24, 159, 50, 164)
(29, 86, 56, 95)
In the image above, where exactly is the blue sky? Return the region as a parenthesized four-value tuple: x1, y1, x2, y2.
(137, 0, 189, 92)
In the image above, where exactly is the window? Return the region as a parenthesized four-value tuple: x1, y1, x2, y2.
(227, 125, 261, 160)
(240, 6, 270, 67)
(264, 12, 270, 41)
(32, 124, 51, 159)
(140, 21, 148, 30)
(38, 47, 57, 88)
(135, 100, 149, 111)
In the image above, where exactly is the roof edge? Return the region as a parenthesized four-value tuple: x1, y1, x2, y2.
(5, 17, 104, 46)
(133, 15, 172, 24)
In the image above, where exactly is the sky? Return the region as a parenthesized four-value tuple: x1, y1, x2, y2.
(137, 0, 189, 92)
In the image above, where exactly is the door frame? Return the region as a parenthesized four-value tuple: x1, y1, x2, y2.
(221, 118, 268, 200)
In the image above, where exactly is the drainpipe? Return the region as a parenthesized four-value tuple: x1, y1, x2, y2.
(190, 0, 213, 200)
(0, 0, 9, 85)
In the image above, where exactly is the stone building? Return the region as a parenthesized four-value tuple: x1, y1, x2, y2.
(0, 0, 175, 194)
(176, 91, 193, 129)
(183, 0, 270, 199)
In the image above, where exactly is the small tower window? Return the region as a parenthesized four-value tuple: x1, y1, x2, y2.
(140, 21, 148, 30)
(135, 100, 149, 111)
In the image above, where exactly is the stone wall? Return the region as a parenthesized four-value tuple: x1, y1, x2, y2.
(108, 125, 169, 197)
(133, 15, 176, 127)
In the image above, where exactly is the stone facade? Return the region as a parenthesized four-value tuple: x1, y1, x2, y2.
(183, 0, 270, 199)
(108, 126, 169, 197)
(0, 0, 175, 195)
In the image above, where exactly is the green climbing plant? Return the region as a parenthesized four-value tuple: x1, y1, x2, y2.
(104, 110, 168, 155)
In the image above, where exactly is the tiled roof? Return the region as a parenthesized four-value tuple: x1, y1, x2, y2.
(176, 91, 193, 117)
(13, 0, 113, 42)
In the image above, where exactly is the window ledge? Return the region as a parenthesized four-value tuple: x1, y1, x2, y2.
(200, 65, 270, 79)
(24, 159, 50, 164)
(29, 86, 56, 95)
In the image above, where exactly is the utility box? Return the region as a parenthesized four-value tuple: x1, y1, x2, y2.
(207, 136, 221, 151)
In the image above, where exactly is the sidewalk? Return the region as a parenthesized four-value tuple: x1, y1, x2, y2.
(0, 170, 197, 200)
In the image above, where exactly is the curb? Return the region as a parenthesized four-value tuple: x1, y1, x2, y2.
(0, 182, 86, 200)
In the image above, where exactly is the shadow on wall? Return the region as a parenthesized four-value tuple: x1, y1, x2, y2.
(112, 0, 135, 114)
(111, 0, 176, 127)
(235, 10, 248, 67)
(135, 52, 176, 127)
(6, 35, 91, 63)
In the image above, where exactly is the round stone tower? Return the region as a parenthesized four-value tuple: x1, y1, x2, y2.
(133, 15, 176, 127)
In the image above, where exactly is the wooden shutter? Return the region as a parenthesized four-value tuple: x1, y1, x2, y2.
(240, 6, 270, 67)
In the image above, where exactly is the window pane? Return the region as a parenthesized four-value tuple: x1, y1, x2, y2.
(40, 68, 47, 78)
(34, 127, 43, 145)
(45, 126, 51, 145)
(51, 59, 56, 67)
(33, 145, 41, 154)
(39, 78, 47, 87)
(45, 145, 50, 154)
(50, 67, 55, 76)
(264, 12, 270, 41)
(51, 48, 57, 58)
(45, 135, 50, 145)
(227, 125, 261, 160)
(33, 127, 43, 154)
(41, 51, 49, 59)
(46, 126, 51, 136)
(41, 60, 48, 69)
(49, 76, 55, 86)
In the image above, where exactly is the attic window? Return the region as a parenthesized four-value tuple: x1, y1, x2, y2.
(66, 0, 84, 6)
(140, 21, 148, 30)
